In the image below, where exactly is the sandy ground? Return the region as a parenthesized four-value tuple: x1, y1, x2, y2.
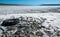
(0, 6, 60, 28)
(0, 6, 60, 37)
(0, 13, 59, 28)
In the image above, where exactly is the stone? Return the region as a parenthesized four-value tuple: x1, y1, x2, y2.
(1, 18, 19, 26)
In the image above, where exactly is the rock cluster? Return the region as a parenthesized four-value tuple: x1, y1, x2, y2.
(0, 16, 60, 37)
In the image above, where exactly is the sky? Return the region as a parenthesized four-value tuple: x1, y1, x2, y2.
(0, 0, 60, 5)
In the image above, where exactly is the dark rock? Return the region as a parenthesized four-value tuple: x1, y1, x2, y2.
(36, 31, 44, 36)
(17, 26, 29, 29)
(0, 28, 4, 32)
(41, 26, 46, 28)
(1, 18, 19, 26)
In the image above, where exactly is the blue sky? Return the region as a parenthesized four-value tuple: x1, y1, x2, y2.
(0, 0, 60, 5)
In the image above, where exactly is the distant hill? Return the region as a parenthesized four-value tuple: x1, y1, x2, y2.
(0, 3, 28, 6)
(40, 4, 60, 6)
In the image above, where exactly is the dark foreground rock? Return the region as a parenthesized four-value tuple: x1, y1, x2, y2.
(1, 18, 19, 26)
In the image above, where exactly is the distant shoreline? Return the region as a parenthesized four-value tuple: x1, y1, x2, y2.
(0, 3, 60, 6)
(0, 3, 28, 6)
